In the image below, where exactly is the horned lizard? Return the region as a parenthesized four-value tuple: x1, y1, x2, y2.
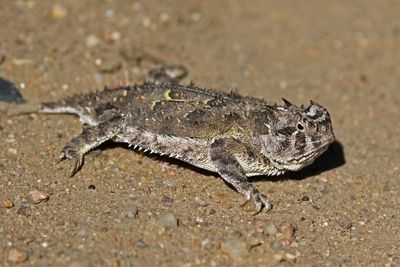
(10, 66, 335, 213)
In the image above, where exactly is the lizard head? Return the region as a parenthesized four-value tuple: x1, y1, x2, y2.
(260, 99, 335, 171)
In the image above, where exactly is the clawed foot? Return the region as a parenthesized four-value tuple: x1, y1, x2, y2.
(58, 146, 84, 177)
(240, 192, 272, 215)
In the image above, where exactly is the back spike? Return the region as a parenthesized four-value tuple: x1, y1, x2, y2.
(282, 98, 295, 108)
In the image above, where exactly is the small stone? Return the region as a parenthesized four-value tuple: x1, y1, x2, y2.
(220, 239, 248, 260)
(78, 229, 87, 237)
(163, 179, 177, 189)
(265, 221, 278, 235)
(162, 195, 173, 205)
(270, 241, 283, 251)
(194, 196, 207, 207)
(190, 12, 201, 22)
(124, 207, 139, 219)
(201, 238, 214, 250)
(85, 35, 100, 48)
(52, 4, 68, 19)
(206, 207, 216, 215)
(301, 196, 310, 201)
(339, 216, 353, 229)
(26, 189, 49, 204)
(280, 222, 295, 241)
(8, 148, 17, 155)
(88, 184, 96, 190)
(142, 17, 151, 28)
(135, 239, 147, 249)
(156, 212, 178, 228)
(285, 253, 297, 262)
(8, 248, 29, 263)
(160, 13, 170, 23)
(2, 198, 14, 209)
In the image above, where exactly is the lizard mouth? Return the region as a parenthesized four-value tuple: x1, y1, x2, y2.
(290, 137, 335, 167)
(269, 136, 335, 171)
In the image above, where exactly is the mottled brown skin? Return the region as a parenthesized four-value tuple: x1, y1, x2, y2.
(24, 67, 335, 213)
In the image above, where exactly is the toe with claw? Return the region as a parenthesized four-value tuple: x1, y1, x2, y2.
(241, 192, 272, 215)
(59, 146, 84, 177)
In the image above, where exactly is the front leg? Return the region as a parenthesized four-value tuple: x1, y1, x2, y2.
(59, 116, 123, 176)
(210, 138, 272, 213)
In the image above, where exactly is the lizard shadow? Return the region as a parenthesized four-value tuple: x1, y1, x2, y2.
(0, 77, 25, 104)
(95, 140, 345, 183)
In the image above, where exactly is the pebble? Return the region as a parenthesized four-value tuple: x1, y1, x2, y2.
(163, 179, 177, 189)
(156, 212, 178, 228)
(124, 207, 139, 219)
(135, 239, 147, 249)
(78, 229, 87, 237)
(270, 241, 283, 251)
(280, 222, 295, 241)
(285, 253, 297, 262)
(194, 196, 208, 207)
(2, 198, 14, 209)
(201, 238, 214, 250)
(339, 216, 353, 229)
(8, 248, 29, 263)
(52, 4, 68, 19)
(8, 148, 17, 155)
(162, 195, 174, 205)
(220, 239, 249, 260)
(85, 35, 100, 48)
(0, 78, 25, 103)
(265, 221, 278, 235)
(93, 73, 103, 85)
(26, 189, 49, 204)
(301, 195, 310, 201)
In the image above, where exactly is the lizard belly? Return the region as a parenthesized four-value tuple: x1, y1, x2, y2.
(236, 155, 286, 177)
(115, 126, 216, 172)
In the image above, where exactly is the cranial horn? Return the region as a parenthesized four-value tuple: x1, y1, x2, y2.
(282, 98, 295, 108)
(309, 100, 318, 106)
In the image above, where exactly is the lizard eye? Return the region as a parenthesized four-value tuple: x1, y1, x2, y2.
(296, 122, 305, 131)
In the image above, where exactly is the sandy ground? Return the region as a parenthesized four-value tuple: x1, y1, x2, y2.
(1, 1, 399, 266)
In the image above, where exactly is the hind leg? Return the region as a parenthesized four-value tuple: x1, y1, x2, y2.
(59, 116, 123, 176)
